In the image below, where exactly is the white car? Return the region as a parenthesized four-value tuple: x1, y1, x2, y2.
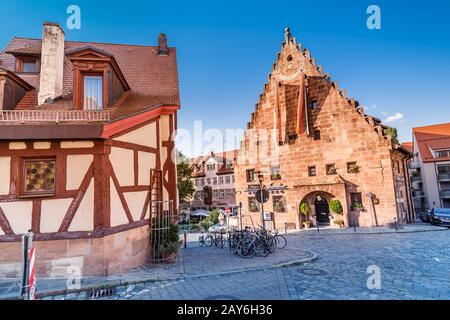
(208, 223, 227, 233)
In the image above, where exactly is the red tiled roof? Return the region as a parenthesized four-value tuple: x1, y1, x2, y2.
(0, 36, 180, 121)
(413, 123, 450, 162)
(401, 142, 413, 153)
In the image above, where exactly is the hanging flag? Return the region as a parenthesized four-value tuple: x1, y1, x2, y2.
(296, 75, 306, 135)
(275, 82, 283, 143)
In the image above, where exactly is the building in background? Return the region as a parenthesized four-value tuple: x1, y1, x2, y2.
(0, 23, 180, 277)
(234, 28, 413, 230)
(187, 150, 237, 213)
(407, 123, 450, 212)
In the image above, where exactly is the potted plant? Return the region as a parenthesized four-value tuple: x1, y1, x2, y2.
(334, 219, 345, 228)
(352, 201, 366, 211)
(329, 199, 344, 227)
(151, 223, 181, 262)
(299, 201, 312, 229)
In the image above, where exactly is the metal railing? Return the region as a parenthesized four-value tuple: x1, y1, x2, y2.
(440, 190, 450, 199)
(410, 175, 422, 183)
(412, 190, 425, 198)
(0, 110, 110, 123)
(437, 173, 450, 182)
(408, 162, 420, 170)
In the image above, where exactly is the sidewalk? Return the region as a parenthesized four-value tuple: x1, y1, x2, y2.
(0, 235, 316, 300)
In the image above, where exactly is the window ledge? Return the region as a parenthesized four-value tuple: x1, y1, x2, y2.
(17, 193, 55, 199)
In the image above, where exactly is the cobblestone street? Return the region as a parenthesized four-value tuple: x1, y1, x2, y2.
(42, 228, 450, 300)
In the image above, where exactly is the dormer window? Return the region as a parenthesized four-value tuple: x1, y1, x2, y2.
(67, 46, 130, 111)
(16, 57, 40, 73)
(83, 75, 103, 110)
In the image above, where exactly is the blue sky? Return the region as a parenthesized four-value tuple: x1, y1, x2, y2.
(1, 0, 450, 156)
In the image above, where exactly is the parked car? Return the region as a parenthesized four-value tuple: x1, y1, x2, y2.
(208, 223, 227, 233)
(419, 210, 432, 223)
(430, 208, 450, 227)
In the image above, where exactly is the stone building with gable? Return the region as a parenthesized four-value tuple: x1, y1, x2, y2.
(235, 28, 413, 230)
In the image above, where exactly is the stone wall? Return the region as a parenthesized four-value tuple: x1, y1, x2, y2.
(0, 224, 150, 278)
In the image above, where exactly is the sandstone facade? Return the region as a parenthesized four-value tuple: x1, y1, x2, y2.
(235, 29, 413, 230)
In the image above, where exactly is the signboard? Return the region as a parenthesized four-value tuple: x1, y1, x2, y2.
(225, 207, 231, 215)
(255, 189, 270, 204)
(263, 212, 272, 221)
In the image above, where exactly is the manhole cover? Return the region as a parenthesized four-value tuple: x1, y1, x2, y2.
(297, 267, 327, 276)
(205, 295, 241, 300)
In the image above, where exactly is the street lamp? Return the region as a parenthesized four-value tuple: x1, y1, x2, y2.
(258, 173, 266, 229)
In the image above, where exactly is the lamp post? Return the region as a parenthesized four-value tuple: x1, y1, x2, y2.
(258, 173, 266, 229)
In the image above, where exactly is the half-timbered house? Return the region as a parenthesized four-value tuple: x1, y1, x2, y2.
(0, 23, 180, 276)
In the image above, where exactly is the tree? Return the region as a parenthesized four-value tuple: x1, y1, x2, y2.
(208, 209, 220, 224)
(384, 127, 399, 144)
(176, 151, 195, 202)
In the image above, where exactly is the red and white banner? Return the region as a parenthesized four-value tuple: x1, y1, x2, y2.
(28, 246, 36, 300)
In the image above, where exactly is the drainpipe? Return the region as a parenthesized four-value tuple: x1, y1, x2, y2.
(402, 157, 414, 223)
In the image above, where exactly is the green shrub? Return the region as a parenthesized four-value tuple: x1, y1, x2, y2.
(299, 201, 311, 217)
(329, 199, 343, 215)
(199, 219, 213, 230)
(151, 222, 180, 259)
(208, 209, 220, 224)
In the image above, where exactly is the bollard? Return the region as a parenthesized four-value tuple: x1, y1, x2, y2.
(353, 218, 357, 233)
(20, 230, 35, 300)
(394, 217, 398, 231)
(184, 231, 187, 249)
(316, 221, 320, 234)
(284, 224, 287, 235)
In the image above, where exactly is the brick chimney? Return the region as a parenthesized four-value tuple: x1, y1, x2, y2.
(157, 33, 169, 55)
(38, 22, 65, 105)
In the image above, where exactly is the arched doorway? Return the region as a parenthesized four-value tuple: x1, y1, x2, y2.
(299, 191, 335, 227)
(314, 196, 330, 225)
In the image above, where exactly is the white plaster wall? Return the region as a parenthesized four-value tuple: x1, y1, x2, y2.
(160, 115, 171, 141)
(40, 198, 73, 233)
(124, 191, 148, 222)
(138, 152, 156, 185)
(109, 147, 134, 186)
(66, 155, 93, 190)
(110, 178, 129, 227)
(60, 141, 94, 149)
(0, 157, 10, 195)
(0, 201, 32, 234)
(33, 141, 51, 149)
(9, 142, 26, 150)
(115, 122, 157, 148)
(422, 162, 440, 208)
(69, 180, 94, 232)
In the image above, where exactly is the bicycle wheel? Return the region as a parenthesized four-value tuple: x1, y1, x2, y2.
(255, 239, 271, 257)
(237, 239, 255, 259)
(198, 235, 205, 247)
(268, 236, 277, 253)
(275, 235, 287, 249)
(205, 235, 213, 247)
(215, 235, 226, 248)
